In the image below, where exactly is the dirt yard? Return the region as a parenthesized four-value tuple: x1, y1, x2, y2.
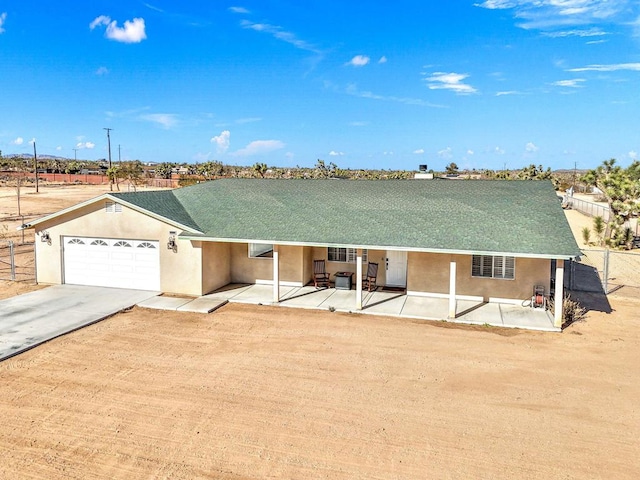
(1, 184, 639, 479)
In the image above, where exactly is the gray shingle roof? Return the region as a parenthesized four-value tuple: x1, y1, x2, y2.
(112, 179, 580, 258)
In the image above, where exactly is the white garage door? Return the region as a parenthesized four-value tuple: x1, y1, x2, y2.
(63, 237, 160, 290)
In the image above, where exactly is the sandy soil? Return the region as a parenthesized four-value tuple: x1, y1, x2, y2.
(1, 185, 639, 479)
(0, 301, 638, 479)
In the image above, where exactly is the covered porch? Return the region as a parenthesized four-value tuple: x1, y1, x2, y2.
(140, 283, 559, 332)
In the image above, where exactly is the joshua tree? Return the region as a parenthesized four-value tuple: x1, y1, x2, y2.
(581, 159, 640, 245)
(252, 162, 268, 178)
(581, 227, 591, 246)
(445, 162, 459, 175)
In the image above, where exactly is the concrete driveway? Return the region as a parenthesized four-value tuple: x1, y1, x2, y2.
(0, 285, 159, 362)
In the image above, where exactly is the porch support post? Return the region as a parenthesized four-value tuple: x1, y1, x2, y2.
(272, 245, 280, 303)
(448, 261, 457, 319)
(356, 249, 363, 310)
(554, 259, 564, 328)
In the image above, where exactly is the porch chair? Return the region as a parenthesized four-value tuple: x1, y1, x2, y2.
(313, 259, 330, 288)
(362, 262, 379, 292)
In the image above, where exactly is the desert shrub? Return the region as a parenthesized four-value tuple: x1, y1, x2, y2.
(549, 294, 587, 328)
(581, 227, 591, 245)
(593, 216, 605, 246)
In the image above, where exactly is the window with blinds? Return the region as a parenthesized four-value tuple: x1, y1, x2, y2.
(472, 255, 515, 280)
(327, 247, 368, 263)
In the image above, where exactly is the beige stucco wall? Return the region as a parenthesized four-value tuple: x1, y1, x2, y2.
(34, 199, 205, 296)
(408, 252, 551, 301)
(201, 241, 231, 294)
(229, 243, 305, 285)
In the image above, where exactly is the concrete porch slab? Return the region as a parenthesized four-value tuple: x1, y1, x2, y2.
(227, 284, 296, 304)
(318, 289, 358, 311)
(401, 296, 450, 320)
(203, 283, 559, 332)
(177, 297, 228, 313)
(280, 287, 335, 307)
(203, 283, 253, 300)
(361, 292, 407, 316)
(456, 301, 502, 325)
(500, 304, 556, 331)
(137, 296, 192, 310)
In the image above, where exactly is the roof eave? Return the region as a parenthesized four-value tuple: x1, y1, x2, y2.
(177, 234, 578, 260)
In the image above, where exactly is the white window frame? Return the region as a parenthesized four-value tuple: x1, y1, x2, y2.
(248, 243, 274, 258)
(472, 255, 515, 280)
(327, 247, 368, 264)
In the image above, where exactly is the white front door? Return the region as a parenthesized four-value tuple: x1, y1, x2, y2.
(385, 250, 407, 287)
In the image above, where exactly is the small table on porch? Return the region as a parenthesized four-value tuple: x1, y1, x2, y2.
(334, 271, 354, 290)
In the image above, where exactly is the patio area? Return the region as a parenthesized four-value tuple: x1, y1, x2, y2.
(139, 284, 558, 332)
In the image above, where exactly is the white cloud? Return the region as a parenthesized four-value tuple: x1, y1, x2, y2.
(76, 142, 95, 149)
(11, 137, 24, 145)
(235, 117, 261, 124)
(475, 0, 630, 31)
(495, 146, 505, 155)
(629, 150, 638, 160)
(425, 72, 477, 94)
(525, 142, 539, 152)
(229, 6, 250, 14)
(56, 146, 62, 151)
(240, 20, 320, 53)
(0, 12, 7, 34)
(90, 15, 110, 30)
(95, 66, 109, 76)
(29, 138, 36, 145)
(346, 55, 370, 67)
(496, 90, 523, 96)
(232, 140, 285, 157)
(343, 83, 445, 108)
(329, 151, 344, 156)
(553, 78, 585, 87)
(378, 56, 388, 64)
(568, 63, 640, 72)
(140, 113, 178, 129)
(542, 28, 608, 38)
(90, 16, 147, 43)
(438, 147, 453, 159)
(414, 148, 425, 154)
(467, 150, 475, 155)
(211, 130, 231, 153)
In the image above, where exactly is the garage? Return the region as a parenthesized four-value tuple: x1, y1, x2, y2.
(63, 237, 161, 290)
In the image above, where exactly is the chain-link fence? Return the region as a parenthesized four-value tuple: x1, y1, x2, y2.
(0, 241, 35, 282)
(565, 196, 610, 222)
(571, 248, 640, 295)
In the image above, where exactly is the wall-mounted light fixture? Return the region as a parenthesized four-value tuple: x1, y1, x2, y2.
(40, 231, 51, 244)
(167, 231, 177, 252)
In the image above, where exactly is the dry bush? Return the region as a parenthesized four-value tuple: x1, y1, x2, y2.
(549, 294, 588, 329)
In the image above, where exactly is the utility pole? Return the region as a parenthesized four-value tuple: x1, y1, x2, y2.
(73, 148, 78, 161)
(33, 140, 39, 193)
(118, 144, 121, 163)
(104, 127, 113, 191)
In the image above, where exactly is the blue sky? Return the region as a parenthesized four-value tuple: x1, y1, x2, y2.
(1, 1, 639, 171)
